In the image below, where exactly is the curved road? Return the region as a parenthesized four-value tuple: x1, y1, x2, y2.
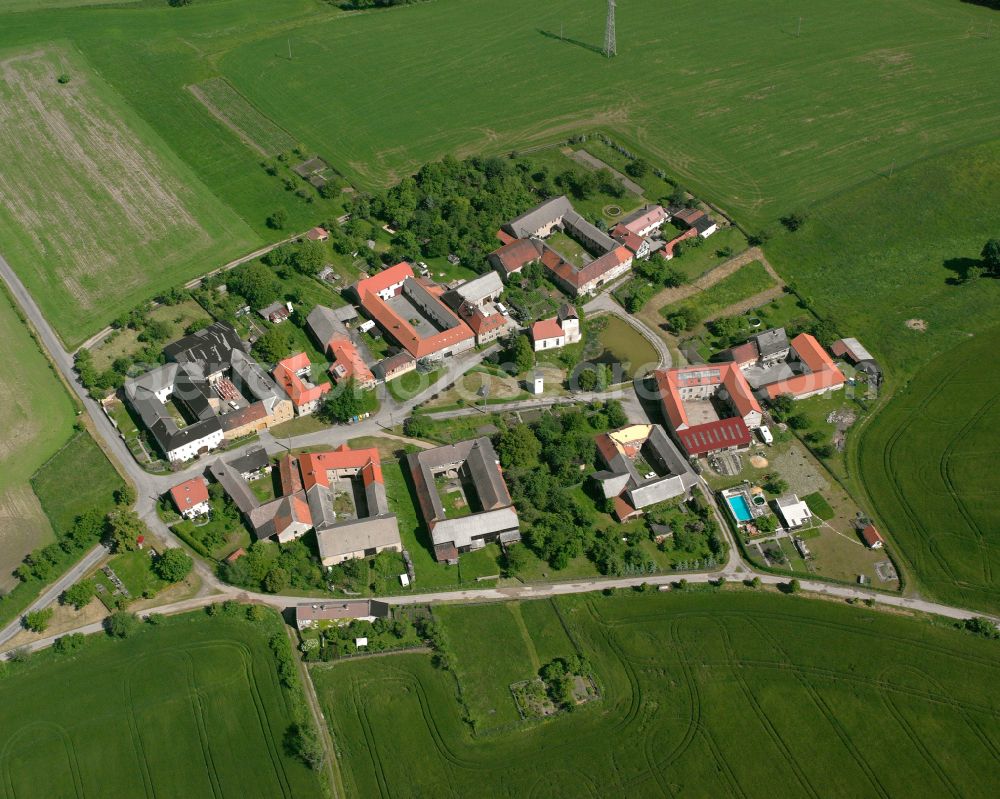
(0, 253, 996, 657)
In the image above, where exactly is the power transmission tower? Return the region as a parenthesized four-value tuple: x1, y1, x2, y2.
(604, 0, 617, 58)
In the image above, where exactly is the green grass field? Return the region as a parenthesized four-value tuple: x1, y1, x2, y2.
(318, 591, 1000, 798)
(223, 0, 1000, 224)
(30, 430, 123, 534)
(0, 612, 324, 799)
(0, 44, 258, 347)
(0, 290, 76, 591)
(662, 259, 776, 320)
(766, 139, 1000, 382)
(857, 330, 1000, 614)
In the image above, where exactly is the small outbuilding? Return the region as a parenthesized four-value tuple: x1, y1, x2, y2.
(861, 524, 885, 549)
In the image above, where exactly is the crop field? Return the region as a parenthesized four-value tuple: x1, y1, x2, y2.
(857, 331, 1000, 614)
(188, 77, 298, 157)
(223, 0, 1000, 223)
(318, 591, 1000, 798)
(0, 45, 257, 346)
(0, 613, 324, 799)
(0, 290, 75, 591)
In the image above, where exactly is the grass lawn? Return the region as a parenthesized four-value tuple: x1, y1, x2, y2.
(802, 491, 835, 521)
(269, 413, 330, 439)
(92, 549, 167, 608)
(387, 368, 442, 403)
(0, 291, 77, 590)
(30, 431, 123, 535)
(668, 226, 749, 282)
(0, 45, 258, 347)
(699, 292, 816, 351)
(89, 299, 212, 371)
(319, 591, 1000, 797)
(856, 329, 1000, 614)
(661, 260, 776, 321)
(382, 461, 461, 590)
(0, 611, 324, 798)
(546, 230, 594, 269)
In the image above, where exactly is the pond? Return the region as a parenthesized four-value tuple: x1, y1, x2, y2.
(590, 315, 659, 378)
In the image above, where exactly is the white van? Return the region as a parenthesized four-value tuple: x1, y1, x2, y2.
(757, 425, 774, 445)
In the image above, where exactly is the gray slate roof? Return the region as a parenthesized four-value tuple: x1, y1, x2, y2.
(407, 437, 518, 549)
(164, 322, 244, 367)
(452, 271, 503, 305)
(504, 195, 573, 239)
(307, 305, 356, 350)
(315, 516, 402, 563)
(753, 327, 790, 359)
(229, 446, 270, 478)
(208, 459, 261, 517)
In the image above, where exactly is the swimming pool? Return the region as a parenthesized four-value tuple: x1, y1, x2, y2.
(726, 495, 753, 523)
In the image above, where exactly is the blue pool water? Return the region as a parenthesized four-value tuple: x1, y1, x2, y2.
(727, 495, 753, 523)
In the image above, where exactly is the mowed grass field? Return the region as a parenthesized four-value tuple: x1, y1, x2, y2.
(0, 45, 257, 346)
(766, 139, 1000, 381)
(223, 0, 1000, 222)
(318, 591, 1000, 798)
(0, 290, 75, 591)
(857, 331, 1000, 614)
(0, 613, 324, 799)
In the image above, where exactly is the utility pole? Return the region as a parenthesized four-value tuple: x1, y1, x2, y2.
(796, 17, 802, 38)
(287, 38, 292, 60)
(888, 160, 895, 179)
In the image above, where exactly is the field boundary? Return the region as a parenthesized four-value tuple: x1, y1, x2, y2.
(187, 77, 298, 157)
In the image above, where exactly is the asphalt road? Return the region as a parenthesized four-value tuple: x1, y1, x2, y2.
(1, 250, 997, 659)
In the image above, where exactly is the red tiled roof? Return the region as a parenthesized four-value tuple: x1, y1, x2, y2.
(490, 238, 541, 274)
(273, 353, 332, 408)
(765, 334, 845, 399)
(610, 224, 646, 254)
(677, 418, 752, 456)
(659, 228, 698, 259)
(358, 284, 473, 359)
(224, 548, 246, 563)
(531, 317, 564, 342)
(297, 445, 383, 491)
(328, 336, 375, 386)
(543, 245, 632, 290)
(673, 208, 706, 226)
(279, 454, 304, 495)
(273, 492, 312, 536)
(220, 401, 268, 432)
(170, 477, 209, 513)
(790, 333, 841, 375)
(613, 494, 641, 522)
(622, 205, 668, 235)
(594, 432, 620, 466)
(354, 261, 413, 298)
(654, 364, 761, 430)
(458, 303, 510, 336)
(727, 341, 760, 364)
(306, 226, 329, 241)
(495, 229, 516, 246)
(861, 524, 884, 547)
